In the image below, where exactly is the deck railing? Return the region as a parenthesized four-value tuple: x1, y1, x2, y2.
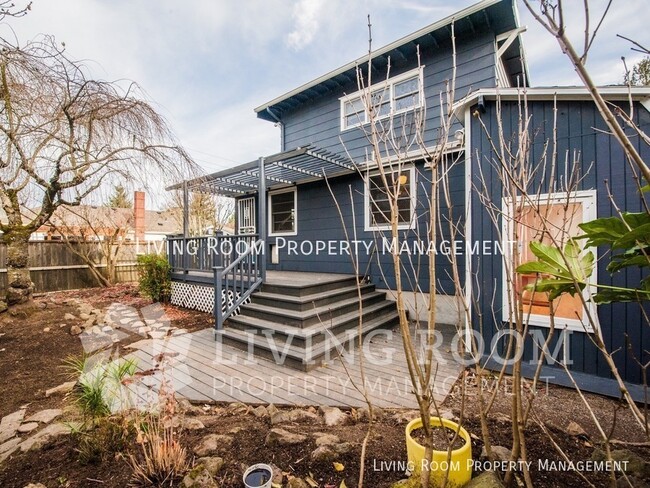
(214, 238, 264, 330)
(167, 234, 259, 274)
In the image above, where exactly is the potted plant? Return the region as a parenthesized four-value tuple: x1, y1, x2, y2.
(405, 417, 472, 487)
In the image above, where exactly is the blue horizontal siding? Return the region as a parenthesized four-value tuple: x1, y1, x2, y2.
(263, 160, 465, 294)
(282, 29, 496, 162)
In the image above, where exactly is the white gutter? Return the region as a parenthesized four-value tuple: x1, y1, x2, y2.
(254, 0, 503, 114)
(453, 86, 650, 112)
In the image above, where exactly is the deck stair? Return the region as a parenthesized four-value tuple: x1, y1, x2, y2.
(216, 275, 399, 371)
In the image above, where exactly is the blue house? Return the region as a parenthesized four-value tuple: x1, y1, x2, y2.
(168, 0, 650, 397)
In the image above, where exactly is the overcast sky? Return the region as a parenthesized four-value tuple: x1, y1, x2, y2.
(3, 0, 647, 182)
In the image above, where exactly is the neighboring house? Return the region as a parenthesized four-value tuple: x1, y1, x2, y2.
(29, 192, 182, 242)
(169, 0, 650, 397)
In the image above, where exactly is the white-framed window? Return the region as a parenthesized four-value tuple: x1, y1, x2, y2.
(268, 187, 297, 236)
(237, 197, 256, 234)
(364, 166, 416, 232)
(502, 190, 599, 332)
(340, 67, 424, 131)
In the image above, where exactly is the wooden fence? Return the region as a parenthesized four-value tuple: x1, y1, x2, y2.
(0, 241, 148, 293)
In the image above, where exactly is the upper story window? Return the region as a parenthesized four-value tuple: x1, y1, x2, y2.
(340, 67, 424, 131)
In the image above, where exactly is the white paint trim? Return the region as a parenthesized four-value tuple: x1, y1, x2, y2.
(363, 165, 417, 232)
(463, 107, 473, 353)
(237, 197, 256, 234)
(268, 187, 298, 237)
(501, 189, 599, 333)
(453, 86, 650, 112)
(254, 0, 502, 114)
(340, 66, 425, 131)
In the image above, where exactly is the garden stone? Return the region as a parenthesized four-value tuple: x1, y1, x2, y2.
(313, 433, 340, 446)
(265, 428, 307, 446)
(64, 313, 76, 321)
(17, 422, 39, 433)
(480, 445, 512, 463)
(593, 448, 650, 478)
(182, 467, 218, 488)
(271, 408, 319, 425)
(193, 434, 233, 457)
(311, 445, 338, 462)
(287, 478, 310, 488)
(267, 403, 279, 417)
(0, 409, 26, 443)
(566, 421, 588, 437)
(319, 406, 349, 426)
(196, 456, 224, 477)
(19, 423, 70, 452)
(26, 409, 63, 424)
(148, 330, 167, 339)
(333, 442, 353, 455)
(252, 405, 268, 418)
(182, 418, 205, 430)
(69, 325, 82, 335)
(358, 406, 384, 422)
(45, 381, 75, 397)
(465, 471, 505, 488)
(0, 300, 7, 313)
(79, 312, 91, 321)
(22, 484, 47, 488)
(0, 437, 21, 455)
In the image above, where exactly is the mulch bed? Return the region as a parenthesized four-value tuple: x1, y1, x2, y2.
(0, 285, 648, 487)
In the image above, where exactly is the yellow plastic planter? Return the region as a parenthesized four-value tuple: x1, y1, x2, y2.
(405, 417, 472, 487)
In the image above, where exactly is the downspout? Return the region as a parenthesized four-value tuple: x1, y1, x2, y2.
(265, 107, 285, 151)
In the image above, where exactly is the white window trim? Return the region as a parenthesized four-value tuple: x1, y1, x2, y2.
(501, 189, 599, 333)
(340, 66, 425, 131)
(364, 165, 417, 232)
(268, 187, 298, 237)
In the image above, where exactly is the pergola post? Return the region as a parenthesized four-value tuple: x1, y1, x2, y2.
(258, 156, 267, 283)
(182, 180, 189, 274)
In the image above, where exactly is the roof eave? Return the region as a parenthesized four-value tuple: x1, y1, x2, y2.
(254, 0, 506, 118)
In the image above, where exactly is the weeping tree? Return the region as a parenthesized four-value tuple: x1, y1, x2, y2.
(0, 37, 195, 309)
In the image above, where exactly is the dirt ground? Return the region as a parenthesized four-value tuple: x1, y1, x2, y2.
(0, 285, 648, 488)
(0, 284, 210, 418)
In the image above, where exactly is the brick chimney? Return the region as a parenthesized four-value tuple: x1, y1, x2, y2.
(134, 191, 145, 240)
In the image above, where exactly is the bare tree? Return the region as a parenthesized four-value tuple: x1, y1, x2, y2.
(522, 0, 650, 185)
(0, 0, 30, 21)
(167, 190, 234, 235)
(44, 204, 133, 287)
(0, 37, 195, 310)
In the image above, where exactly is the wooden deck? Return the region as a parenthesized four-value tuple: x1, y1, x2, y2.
(125, 325, 463, 409)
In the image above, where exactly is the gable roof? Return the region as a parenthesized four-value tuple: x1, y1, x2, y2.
(255, 0, 526, 121)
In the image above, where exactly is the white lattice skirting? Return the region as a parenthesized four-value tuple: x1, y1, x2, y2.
(171, 282, 250, 316)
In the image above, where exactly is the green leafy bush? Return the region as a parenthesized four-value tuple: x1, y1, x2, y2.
(137, 254, 172, 302)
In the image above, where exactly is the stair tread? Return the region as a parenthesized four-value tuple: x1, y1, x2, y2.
(227, 299, 397, 337)
(219, 311, 399, 362)
(262, 275, 357, 290)
(254, 283, 374, 304)
(242, 291, 386, 320)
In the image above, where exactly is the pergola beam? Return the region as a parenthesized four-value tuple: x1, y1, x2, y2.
(271, 161, 322, 178)
(306, 148, 354, 171)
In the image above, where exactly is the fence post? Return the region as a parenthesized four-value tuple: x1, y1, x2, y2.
(214, 266, 224, 330)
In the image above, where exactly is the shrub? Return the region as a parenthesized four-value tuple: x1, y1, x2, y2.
(137, 254, 172, 302)
(62, 354, 138, 420)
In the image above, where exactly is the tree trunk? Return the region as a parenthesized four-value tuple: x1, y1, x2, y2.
(2, 229, 33, 308)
